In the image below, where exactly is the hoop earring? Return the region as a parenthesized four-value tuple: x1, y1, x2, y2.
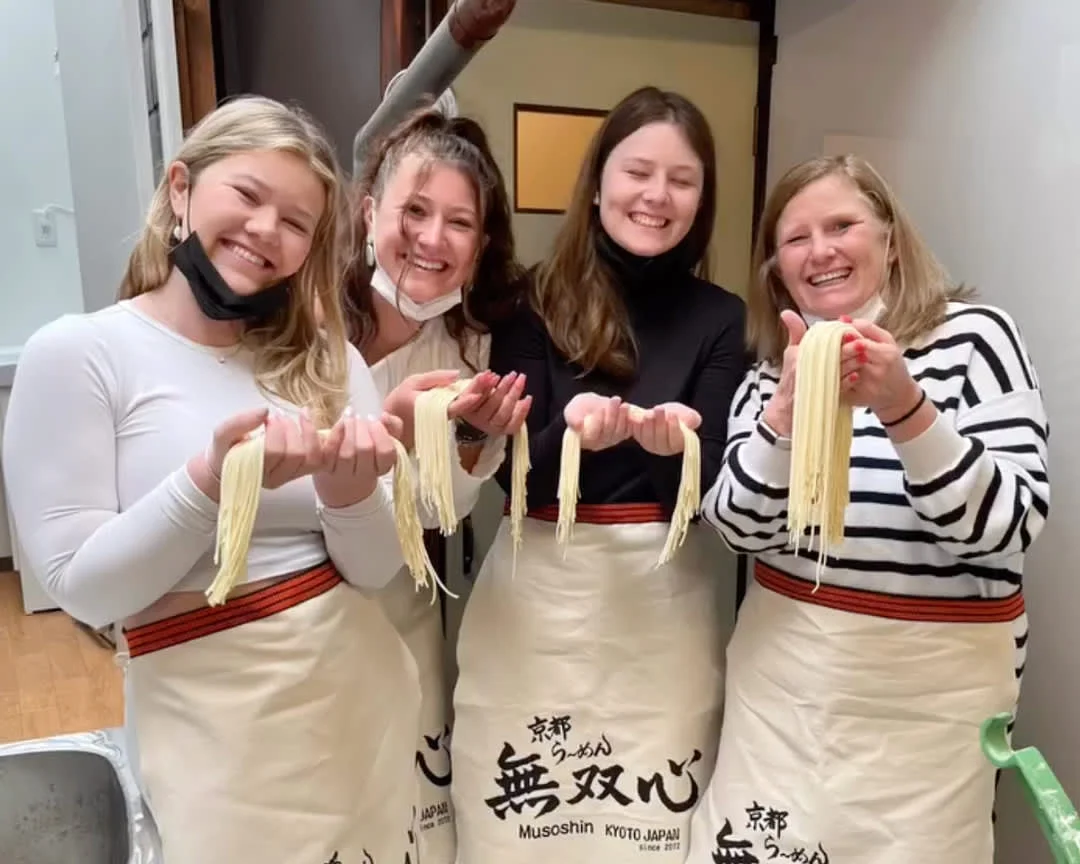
(364, 239, 375, 267)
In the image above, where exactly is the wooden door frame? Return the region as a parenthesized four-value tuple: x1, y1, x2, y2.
(172, 0, 218, 130)
(380, 0, 450, 93)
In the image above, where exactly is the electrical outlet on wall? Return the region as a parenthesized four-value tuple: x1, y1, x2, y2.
(32, 209, 58, 248)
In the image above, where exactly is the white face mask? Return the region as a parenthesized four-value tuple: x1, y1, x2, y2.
(367, 208, 464, 323)
(801, 294, 886, 327)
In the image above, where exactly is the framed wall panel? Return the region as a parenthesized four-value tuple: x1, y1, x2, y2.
(513, 103, 607, 214)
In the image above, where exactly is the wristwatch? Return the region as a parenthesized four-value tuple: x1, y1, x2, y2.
(454, 419, 489, 445)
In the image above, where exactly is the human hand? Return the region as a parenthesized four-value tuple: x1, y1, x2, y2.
(627, 402, 703, 456)
(383, 369, 465, 450)
(840, 316, 922, 422)
(191, 406, 273, 499)
(452, 371, 533, 439)
(760, 310, 806, 437)
(312, 409, 402, 508)
(564, 393, 632, 451)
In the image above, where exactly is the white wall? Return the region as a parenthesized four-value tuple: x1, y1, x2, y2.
(53, 0, 158, 313)
(770, 1, 1079, 860)
(0, 0, 167, 592)
(0, 0, 84, 360)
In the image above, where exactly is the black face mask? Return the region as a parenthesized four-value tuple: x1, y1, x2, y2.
(170, 230, 291, 323)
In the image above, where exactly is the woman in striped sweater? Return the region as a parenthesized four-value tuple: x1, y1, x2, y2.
(688, 155, 1049, 864)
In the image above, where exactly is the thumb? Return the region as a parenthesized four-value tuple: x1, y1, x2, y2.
(679, 407, 703, 431)
(218, 407, 269, 446)
(404, 369, 462, 392)
(563, 402, 585, 432)
(380, 411, 404, 441)
(780, 309, 808, 347)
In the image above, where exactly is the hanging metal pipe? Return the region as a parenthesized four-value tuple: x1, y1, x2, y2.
(352, 0, 517, 176)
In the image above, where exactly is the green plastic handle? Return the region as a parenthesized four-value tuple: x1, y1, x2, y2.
(981, 712, 1080, 864)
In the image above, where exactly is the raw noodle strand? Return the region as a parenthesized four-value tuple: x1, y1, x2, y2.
(205, 420, 446, 606)
(509, 422, 531, 577)
(555, 406, 701, 568)
(414, 381, 470, 536)
(555, 425, 582, 553)
(786, 320, 857, 590)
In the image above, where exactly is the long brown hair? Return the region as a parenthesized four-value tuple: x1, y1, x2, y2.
(119, 95, 352, 428)
(749, 154, 975, 364)
(343, 106, 522, 370)
(531, 86, 717, 379)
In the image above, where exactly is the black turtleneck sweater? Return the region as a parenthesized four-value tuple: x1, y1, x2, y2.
(489, 243, 748, 516)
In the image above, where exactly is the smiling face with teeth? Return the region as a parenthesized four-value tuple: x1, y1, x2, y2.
(171, 150, 325, 296)
(365, 152, 481, 306)
(773, 173, 892, 320)
(597, 121, 704, 258)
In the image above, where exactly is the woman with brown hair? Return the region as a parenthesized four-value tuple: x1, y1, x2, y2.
(689, 155, 1049, 863)
(344, 105, 531, 864)
(2, 96, 427, 863)
(449, 85, 747, 863)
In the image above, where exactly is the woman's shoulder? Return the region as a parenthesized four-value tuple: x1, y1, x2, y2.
(681, 276, 748, 341)
(917, 300, 1040, 390)
(685, 275, 747, 316)
(924, 300, 1034, 358)
(13, 304, 139, 400)
(20, 304, 135, 365)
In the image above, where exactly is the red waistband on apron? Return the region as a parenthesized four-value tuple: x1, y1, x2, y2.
(754, 560, 1024, 623)
(123, 561, 343, 658)
(502, 500, 669, 524)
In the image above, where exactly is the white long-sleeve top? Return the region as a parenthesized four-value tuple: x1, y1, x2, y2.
(1, 300, 405, 628)
(368, 318, 504, 528)
(703, 302, 1050, 602)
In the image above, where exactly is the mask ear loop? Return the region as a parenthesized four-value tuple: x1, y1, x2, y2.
(183, 169, 193, 239)
(171, 166, 194, 244)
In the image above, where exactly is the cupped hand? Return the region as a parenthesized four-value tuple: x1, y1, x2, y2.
(312, 409, 402, 508)
(452, 371, 533, 439)
(383, 369, 467, 450)
(564, 393, 631, 451)
(628, 402, 703, 456)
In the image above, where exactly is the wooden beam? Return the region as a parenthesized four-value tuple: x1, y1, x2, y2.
(173, 0, 218, 130)
(587, 0, 757, 20)
(381, 0, 444, 93)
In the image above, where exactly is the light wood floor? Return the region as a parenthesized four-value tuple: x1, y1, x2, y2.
(0, 571, 123, 744)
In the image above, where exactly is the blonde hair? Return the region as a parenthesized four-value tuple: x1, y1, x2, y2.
(119, 95, 352, 427)
(748, 154, 974, 364)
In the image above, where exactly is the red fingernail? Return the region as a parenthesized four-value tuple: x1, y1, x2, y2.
(849, 372, 859, 383)
(840, 315, 853, 323)
(842, 333, 855, 343)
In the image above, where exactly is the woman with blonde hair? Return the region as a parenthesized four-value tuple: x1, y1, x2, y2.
(450, 85, 747, 864)
(344, 104, 531, 864)
(689, 154, 1049, 863)
(3, 96, 427, 863)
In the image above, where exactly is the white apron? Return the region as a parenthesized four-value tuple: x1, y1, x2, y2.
(122, 562, 423, 864)
(688, 561, 1024, 864)
(375, 568, 456, 861)
(452, 503, 728, 864)
(368, 320, 501, 864)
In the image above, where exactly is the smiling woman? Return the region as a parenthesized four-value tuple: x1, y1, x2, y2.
(689, 155, 1049, 864)
(1, 95, 431, 863)
(342, 105, 530, 864)
(449, 86, 747, 864)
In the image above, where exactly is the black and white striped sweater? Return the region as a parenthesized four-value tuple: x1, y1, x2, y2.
(702, 301, 1050, 607)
